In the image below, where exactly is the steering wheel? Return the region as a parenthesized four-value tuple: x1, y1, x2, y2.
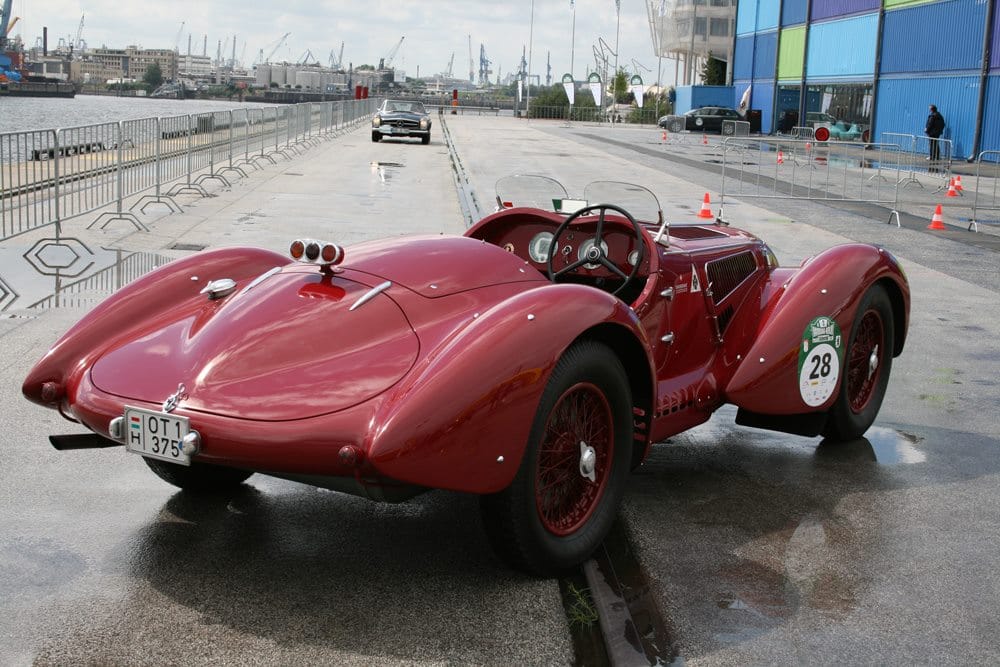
(546, 203, 646, 297)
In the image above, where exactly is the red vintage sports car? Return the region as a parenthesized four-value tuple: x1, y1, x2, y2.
(23, 176, 909, 575)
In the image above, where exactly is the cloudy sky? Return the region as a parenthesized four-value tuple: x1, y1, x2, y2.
(8, 0, 679, 85)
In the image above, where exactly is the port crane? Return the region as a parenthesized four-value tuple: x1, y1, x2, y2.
(445, 52, 454, 78)
(0, 0, 14, 46)
(467, 35, 474, 84)
(173, 21, 184, 53)
(378, 36, 404, 69)
(329, 41, 344, 70)
(259, 32, 291, 64)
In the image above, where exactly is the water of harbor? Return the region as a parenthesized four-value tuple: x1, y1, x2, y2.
(0, 95, 275, 134)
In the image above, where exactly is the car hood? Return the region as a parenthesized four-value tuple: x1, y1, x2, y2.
(90, 269, 418, 421)
(379, 111, 427, 121)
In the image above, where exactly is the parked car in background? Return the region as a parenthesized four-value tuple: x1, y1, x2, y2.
(372, 100, 432, 144)
(659, 106, 743, 133)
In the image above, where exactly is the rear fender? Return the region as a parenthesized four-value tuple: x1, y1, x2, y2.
(23, 247, 290, 408)
(367, 284, 651, 494)
(724, 244, 909, 415)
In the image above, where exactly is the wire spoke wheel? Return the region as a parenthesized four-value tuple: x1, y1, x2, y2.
(822, 284, 895, 442)
(535, 382, 613, 536)
(480, 341, 633, 575)
(846, 309, 884, 413)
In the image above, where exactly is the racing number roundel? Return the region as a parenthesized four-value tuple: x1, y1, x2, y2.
(797, 316, 843, 407)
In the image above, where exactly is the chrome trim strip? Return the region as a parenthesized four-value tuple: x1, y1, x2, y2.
(239, 266, 283, 296)
(350, 280, 392, 311)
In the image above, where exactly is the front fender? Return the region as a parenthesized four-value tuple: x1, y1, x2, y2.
(724, 244, 909, 414)
(367, 284, 649, 494)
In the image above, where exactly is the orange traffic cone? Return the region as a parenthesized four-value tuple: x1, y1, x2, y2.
(662, 130, 667, 142)
(946, 178, 959, 198)
(702, 134, 708, 146)
(954, 174, 964, 192)
(928, 204, 946, 230)
(697, 193, 714, 219)
(776, 150, 785, 165)
(805, 142, 812, 152)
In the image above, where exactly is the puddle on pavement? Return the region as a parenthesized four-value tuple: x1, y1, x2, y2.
(0, 239, 174, 313)
(370, 161, 404, 185)
(562, 520, 680, 666)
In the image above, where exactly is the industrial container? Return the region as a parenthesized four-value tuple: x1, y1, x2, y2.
(982, 74, 1000, 153)
(735, 35, 754, 80)
(777, 26, 806, 80)
(881, 0, 987, 74)
(811, 0, 880, 22)
(875, 74, 980, 158)
(806, 13, 878, 78)
(737, 0, 781, 34)
(674, 85, 738, 114)
(750, 80, 776, 132)
(782, 0, 809, 26)
(754, 31, 779, 79)
(993, 8, 1000, 70)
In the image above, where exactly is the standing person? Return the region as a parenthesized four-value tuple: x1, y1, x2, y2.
(925, 104, 945, 162)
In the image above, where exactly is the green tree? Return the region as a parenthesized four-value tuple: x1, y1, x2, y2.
(700, 55, 726, 86)
(142, 63, 163, 89)
(612, 68, 629, 104)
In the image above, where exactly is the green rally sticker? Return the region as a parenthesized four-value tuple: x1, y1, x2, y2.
(797, 316, 843, 407)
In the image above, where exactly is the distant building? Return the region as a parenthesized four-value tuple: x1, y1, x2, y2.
(68, 46, 178, 84)
(178, 53, 212, 80)
(648, 0, 737, 85)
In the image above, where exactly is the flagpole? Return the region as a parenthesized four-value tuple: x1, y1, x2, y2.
(613, 1, 621, 106)
(656, 1, 665, 120)
(571, 2, 576, 80)
(527, 0, 535, 117)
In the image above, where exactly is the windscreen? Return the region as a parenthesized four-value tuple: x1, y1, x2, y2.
(582, 181, 663, 226)
(495, 174, 569, 210)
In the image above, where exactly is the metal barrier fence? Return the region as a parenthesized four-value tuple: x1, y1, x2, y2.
(970, 150, 1000, 231)
(719, 136, 903, 224)
(721, 120, 750, 137)
(0, 99, 378, 242)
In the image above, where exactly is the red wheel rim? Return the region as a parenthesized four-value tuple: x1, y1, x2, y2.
(846, 309, 884, 413)
(534, 382, 614, 536)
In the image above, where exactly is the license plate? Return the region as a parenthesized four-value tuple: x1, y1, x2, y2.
(124, 406, 191, 465)
(383, 126, 395, 134)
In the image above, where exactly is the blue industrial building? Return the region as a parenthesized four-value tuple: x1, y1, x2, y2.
(730, 0, 999, 158)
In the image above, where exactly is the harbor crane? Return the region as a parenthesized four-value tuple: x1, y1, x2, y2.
(329, 41, 344, 70)
(468, 35, 474, 84)
(378, 36, 404, 69)
(478, 44, 492, 87)
(75, 14, 86, 52)
(261, 32, 291, 64)
(445, 52, 454, 78)
(174, 21, 185, 53)
(0, 0, 14, 45)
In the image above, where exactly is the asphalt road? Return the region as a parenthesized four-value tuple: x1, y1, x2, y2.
(2, 115, 999, 665)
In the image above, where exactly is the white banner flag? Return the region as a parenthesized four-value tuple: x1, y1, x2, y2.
(562, 73, 575, 105)
(629, 75, 644, 108)
(587, 73, 602, 106)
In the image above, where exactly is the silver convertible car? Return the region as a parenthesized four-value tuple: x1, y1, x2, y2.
(371, 100, 432, 144)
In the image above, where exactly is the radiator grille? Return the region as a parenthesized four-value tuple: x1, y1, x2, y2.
(706, 251, 757, 305)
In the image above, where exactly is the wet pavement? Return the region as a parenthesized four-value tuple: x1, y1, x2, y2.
(2, 115, 1000, 664)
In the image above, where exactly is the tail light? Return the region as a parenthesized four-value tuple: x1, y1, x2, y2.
(289, 239, 346, 270)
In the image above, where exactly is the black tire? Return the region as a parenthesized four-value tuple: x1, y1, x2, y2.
(371, 132, 381, 142)
(143, 457, 252, 492)
(670, 119, 683, 133)
(480, 340, 633, 576)
(421, 134, 431, 145)
(823, 284, 894, 441)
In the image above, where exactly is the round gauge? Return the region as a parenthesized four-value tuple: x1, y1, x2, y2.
(628, 250, 640, 267)
(577, 238, 609, 269)
(528, 232, 556, 263)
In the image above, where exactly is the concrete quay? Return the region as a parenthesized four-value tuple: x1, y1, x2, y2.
(1, 115, 999, 665)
